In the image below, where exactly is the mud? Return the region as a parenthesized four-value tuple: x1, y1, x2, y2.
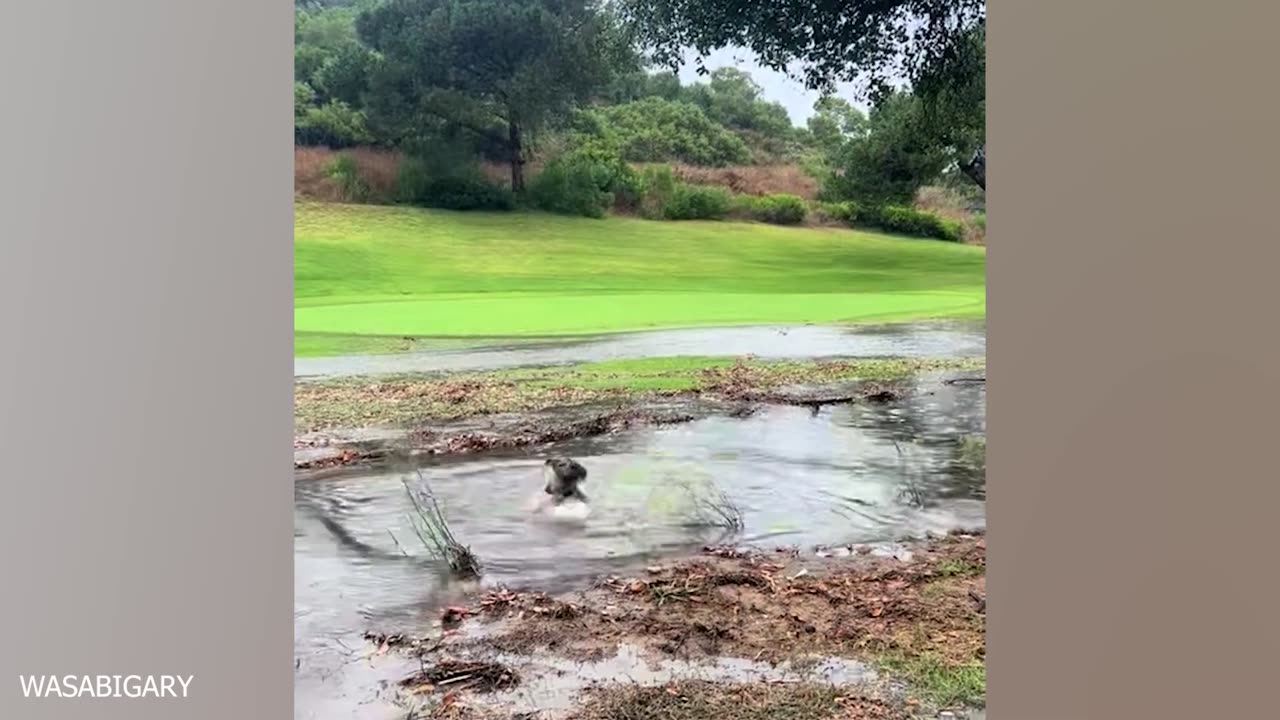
(295, 374, 978, 474)
(366, 532, 985, 719)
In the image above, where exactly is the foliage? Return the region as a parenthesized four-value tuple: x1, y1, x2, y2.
(294, 82, 317, 119)
(620, 0, 986, 188)
(822, 92, 951, 205)
(326, 153, 372, 202)
(807, 96, 868, 158)
(295, 100, 374, 148)
(357, 0, 633, 192)
(664, 183, 732, 220)
(735, 193, 808, 225)
(858, 205, 965, 243)
(397, 157, 515, 211)
(636, 164, 678, 219)
(684, 67, 794, 139)
(620, 0, 985, 98)
(588, 97, 750, 167)
(529, 143, 638, 218)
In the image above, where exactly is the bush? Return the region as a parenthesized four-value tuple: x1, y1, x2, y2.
(528, 143, 638, 219)
(326, 153, 371, 203)
(636, 164, 677, 219)
(591, 98, 751, 167)
(664, 183, 732, 221)
(859, 205, 965, 242)
(294, 100, 373, 148)
(737, 193, 808, 225)
(396, 157, 514, 211)
(814, 200, 858, 224)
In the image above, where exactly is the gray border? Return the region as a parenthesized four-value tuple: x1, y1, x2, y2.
(1, 0, 294, 717)
(990, 1, 1280, 717)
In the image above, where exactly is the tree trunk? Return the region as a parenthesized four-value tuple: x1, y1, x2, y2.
(960, 145, 985, 190)
(508, 120, 525, 193)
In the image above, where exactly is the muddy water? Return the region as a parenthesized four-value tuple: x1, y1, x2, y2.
(295, 321, 986, 379)
(294, 374, 985, 718)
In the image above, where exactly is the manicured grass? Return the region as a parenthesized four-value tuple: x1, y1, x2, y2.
(295, 202, 986, 355)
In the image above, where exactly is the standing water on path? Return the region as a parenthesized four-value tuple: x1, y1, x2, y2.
(294, 374, 985, 718)
(295, 321, 986, 379)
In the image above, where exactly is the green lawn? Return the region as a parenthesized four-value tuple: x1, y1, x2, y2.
(295, 201, 986, 356)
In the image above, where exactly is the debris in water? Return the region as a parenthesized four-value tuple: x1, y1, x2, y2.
(399, 660, 520, 695)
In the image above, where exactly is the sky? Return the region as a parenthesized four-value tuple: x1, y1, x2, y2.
(675, 47, 869, 126)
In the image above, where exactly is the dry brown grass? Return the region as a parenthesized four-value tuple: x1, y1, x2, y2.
(656, 163, 820, 199)
(913, 186, 985, 245)
(294, 146, 402, 203)
(294, 145, 822, 204)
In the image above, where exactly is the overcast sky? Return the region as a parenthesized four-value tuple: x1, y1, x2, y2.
(675, 47, 869, 126)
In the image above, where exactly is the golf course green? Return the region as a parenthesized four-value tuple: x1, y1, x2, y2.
(295, 201, 986, 357)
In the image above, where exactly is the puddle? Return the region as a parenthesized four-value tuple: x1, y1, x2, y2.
(454, 643, 876, 718)
(294, 374, 985, 717)
(295, 321, 985, 379)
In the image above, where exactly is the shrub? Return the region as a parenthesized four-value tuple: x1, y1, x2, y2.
(528, 143, 638, 218)
(294, 100, 373, 148)
(396, 157, 514, 211)
(664, 183, 732, 220)
(812, 200, 859, 225)
(325, 153, 371, 203)
(738, 193, 808, 225)
(636, 164, 677, 219)
(860, 205, 965, 242)
(591, 98, 751, 167)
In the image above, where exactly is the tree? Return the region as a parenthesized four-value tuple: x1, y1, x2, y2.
(357, 0, 632, 192)
(823, 92, 950, 205)
(620, 0, 986, 189)
(686, 67, 793, 137)
(584, 97, 750, 166)
(807, 96, 869, 158)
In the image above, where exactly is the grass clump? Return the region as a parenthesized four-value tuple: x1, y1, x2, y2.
(876, 654, 985, 709)
(326, 153, 372, 203)
(680, 479, 744, 533)
(402, 471, 480, 578)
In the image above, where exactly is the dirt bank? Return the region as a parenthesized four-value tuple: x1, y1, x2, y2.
(294, 357, 985, 474)
(365, 531, 986, 719)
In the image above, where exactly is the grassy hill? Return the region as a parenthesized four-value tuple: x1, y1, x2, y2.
(295, 201, 986, 357)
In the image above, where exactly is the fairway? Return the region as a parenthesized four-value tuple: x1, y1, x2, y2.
(295, 202, 986, 355)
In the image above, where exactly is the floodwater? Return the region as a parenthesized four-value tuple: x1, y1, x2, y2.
(294, 373, 986, 718)
(295, 321, 986, 379)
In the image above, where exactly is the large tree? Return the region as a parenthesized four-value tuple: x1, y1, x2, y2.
(619, 0, 986, 189)
(357, 0, 631, 192)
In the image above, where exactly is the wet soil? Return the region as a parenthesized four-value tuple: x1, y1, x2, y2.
(364, 532, 985, 719)
(295, 367, 983, 474)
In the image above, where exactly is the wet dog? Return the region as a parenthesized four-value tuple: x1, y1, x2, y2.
(543, 457, 588, 504)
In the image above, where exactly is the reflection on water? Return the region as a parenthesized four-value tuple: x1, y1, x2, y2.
(294, 374, 985, 718)
(295, 321, 986, 379)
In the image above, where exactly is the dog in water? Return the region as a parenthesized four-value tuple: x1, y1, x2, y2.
(543, 457, 588, 503)
(533, 457, 591, 521)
